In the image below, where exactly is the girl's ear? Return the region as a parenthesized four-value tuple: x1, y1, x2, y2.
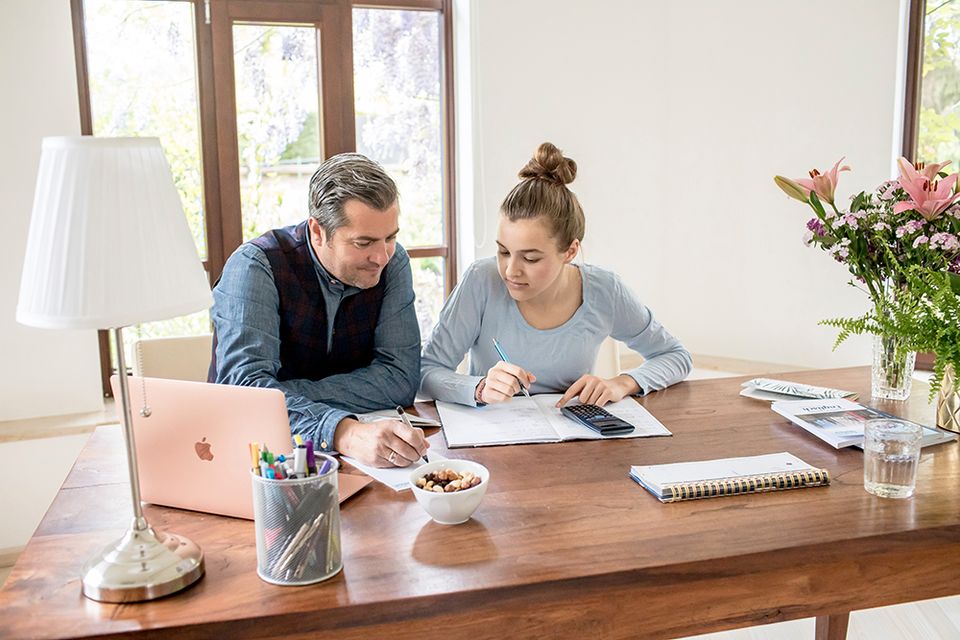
(562, 238, 581, 264)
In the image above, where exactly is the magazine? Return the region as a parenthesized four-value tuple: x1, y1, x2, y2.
(771, 398, 957, 449)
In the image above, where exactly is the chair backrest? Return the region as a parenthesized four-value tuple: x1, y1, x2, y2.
(592, 337, 621, 379)
(132, 334, 214, 383)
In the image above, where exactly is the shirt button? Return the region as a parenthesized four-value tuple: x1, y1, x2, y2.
(320, 441, 328, 450)
(330, 279, 337, 285)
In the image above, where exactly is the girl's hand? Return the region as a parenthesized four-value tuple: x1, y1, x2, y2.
(556, 374, 639, 407)
(477, 361, 536, 404)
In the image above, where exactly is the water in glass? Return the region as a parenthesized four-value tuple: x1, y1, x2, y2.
(863, 419, 922, 499)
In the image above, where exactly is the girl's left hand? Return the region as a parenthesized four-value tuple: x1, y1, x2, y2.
(556, 374, 640, 408)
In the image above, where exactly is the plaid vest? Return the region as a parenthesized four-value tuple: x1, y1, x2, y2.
(209, 221, 387, 383)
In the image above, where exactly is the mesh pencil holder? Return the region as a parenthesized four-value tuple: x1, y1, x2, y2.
(251, 454, 342, 586)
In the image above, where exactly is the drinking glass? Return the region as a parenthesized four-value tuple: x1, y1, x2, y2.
(863, 419, 922, 499)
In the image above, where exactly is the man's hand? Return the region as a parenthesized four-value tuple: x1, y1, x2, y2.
(556, 374, 639, 408)
(333, 417, 429, 467)
(478, 361, 536, 404)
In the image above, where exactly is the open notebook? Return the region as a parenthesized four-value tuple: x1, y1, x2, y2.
(436, 394, 671, 448)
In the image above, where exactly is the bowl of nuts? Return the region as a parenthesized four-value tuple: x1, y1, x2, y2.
(410, 459, 489, 525)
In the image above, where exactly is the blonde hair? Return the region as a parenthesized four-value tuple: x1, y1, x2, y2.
(500, 142, 585, 250)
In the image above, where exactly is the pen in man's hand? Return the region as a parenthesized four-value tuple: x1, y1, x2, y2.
(396, 406, 429, 463)
(491, 337, 531, 397)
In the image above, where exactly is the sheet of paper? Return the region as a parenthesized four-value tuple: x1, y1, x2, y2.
(341, 451, 447, 492)
(631, 452, 814, 490)
(437, 397, 560, 447)
(357, 409, 441, 427)
(542, 395, 672, 440)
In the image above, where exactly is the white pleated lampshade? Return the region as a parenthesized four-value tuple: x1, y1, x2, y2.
(17, 137, 212, 329)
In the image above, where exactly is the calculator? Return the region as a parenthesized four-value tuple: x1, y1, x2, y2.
(560, 403, 635, 436)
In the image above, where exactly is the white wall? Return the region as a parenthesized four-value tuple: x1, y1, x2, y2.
(465, 0, 904, 369)
(0, 0, 103, 421)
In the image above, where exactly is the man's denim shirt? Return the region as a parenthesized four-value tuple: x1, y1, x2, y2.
(211, 237, 420, 452)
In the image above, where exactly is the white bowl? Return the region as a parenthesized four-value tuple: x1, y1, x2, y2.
(409, 459, 489, 525)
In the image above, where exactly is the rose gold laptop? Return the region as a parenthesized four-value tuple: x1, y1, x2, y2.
(110, 376, 371, 519)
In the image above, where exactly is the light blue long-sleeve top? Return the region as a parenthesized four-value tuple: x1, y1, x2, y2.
(420, 257, 692, 406)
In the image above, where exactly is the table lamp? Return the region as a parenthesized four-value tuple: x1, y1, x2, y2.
(17, 137, 213, 602)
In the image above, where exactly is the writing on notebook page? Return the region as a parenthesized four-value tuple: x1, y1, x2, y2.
(437, 394, 671, 448)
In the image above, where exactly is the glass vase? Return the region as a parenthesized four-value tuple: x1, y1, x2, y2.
(936, 364, 960, 433)
(871, 334, 916, 401)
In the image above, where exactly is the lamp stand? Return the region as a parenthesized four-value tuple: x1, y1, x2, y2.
(80, 327, 204, 603)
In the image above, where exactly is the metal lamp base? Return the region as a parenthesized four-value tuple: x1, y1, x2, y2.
(81, 522, 204, 603)
(81, 329, 205, 603)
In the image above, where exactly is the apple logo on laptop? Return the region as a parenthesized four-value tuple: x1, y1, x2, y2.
(195, 437, 214, 461)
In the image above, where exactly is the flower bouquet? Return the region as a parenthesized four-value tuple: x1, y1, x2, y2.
(825, 267, 960, 431)
(774, 157, 960, 400)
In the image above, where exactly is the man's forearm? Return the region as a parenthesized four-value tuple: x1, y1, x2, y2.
(285, 391, 353, 453)
(283, 353, 419, 412)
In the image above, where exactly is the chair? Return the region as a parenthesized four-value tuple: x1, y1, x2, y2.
(132, 334, 214, 383)
(592, 337, 622, 379)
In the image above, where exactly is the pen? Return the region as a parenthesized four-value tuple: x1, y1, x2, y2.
(305, 442, 316, 475)
(293, 446, 306, 477)
(491, 337, 531, 397)
(397, 406, 429, 464)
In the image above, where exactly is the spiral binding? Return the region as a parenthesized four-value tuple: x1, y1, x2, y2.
(665, 469, 830, 502)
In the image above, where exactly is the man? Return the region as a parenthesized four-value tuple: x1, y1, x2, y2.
(210, 153, 428, 468)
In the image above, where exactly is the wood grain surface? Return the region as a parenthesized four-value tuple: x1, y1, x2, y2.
(1, 368, 958, 640)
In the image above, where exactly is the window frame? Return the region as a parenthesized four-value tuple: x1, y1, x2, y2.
(902, 0, 926, 163)
(70, 0, 457, 396)
(902, 0, 939, 371)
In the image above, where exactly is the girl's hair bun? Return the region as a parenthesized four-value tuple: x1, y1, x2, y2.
(518, 142, 577, 185)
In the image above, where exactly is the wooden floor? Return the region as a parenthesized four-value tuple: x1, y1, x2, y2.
(683, 596, 960, 639)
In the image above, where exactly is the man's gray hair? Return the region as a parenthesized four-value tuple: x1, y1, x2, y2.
(308, 153, 399, 237)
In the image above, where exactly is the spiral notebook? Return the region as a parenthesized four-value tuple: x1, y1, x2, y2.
(629, 452, 830, 503)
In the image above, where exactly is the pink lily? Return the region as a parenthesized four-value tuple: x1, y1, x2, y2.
(897, 156, 952, 182)
(894, 157, 960, 221)
(795, 157, 850, 204)
(773, 175, 810, 202)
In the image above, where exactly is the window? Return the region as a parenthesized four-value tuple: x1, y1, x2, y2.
(80, 0, 211, 372)
(73, 0, 456, 393)
(915, 0, 960, 165)
(353, 7, 449, 337)
(903, 0, 960, 368)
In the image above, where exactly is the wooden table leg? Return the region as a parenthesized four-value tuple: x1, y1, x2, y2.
(815, 613, 850, 640)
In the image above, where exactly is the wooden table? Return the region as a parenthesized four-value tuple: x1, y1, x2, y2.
(1, 367, 958, 640)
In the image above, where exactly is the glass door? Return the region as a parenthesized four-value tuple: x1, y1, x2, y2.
(209, 0, 355, 256)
